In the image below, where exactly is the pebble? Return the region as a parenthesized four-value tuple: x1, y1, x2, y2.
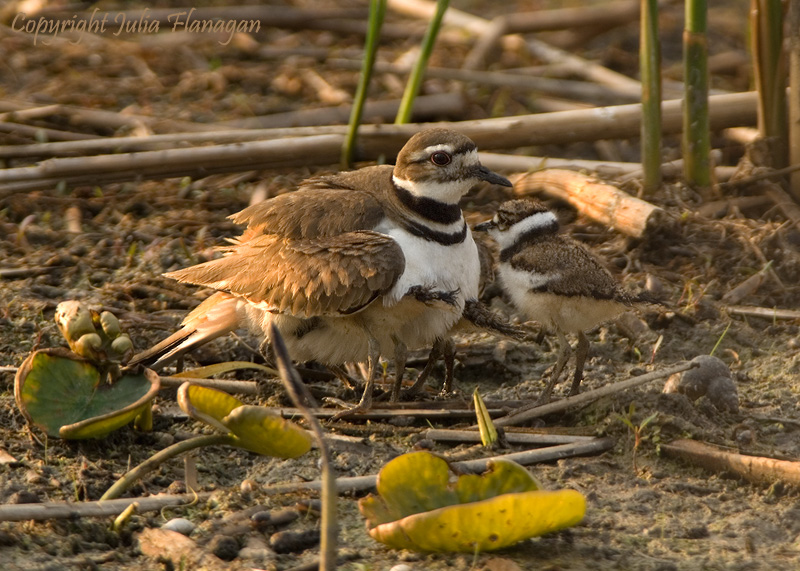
(162, 517, 195, 536)
(251, 508, 299, 529)
(9, 490, 40, 504)
(663, 355, 738, 412)
(389, 566, 414, 571)
(240, 479, 257, 495)
(166, 480, 187, 494)
(269, 529, 320, 553)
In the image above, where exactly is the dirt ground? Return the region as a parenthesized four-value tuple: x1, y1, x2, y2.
(2, 1, 800, 570)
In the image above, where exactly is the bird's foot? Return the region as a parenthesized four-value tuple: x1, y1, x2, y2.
(325, 386, 375, 421)
(405, 285, 460, 307)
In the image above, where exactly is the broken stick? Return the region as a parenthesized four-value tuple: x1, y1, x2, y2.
(661, 439, 800, 487)
(511, 168, 669, 239)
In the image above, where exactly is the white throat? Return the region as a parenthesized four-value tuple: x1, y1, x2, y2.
(392, 174, 469, 205)
(490, 211, 558, 249)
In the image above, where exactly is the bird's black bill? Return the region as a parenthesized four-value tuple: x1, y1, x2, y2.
(474, 165, 513, 187)
(473, 220, 495, 232)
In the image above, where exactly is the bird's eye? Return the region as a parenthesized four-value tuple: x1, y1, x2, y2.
(430, 151, 451, 166)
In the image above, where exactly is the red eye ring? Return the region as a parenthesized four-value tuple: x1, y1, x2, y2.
(430, 151, 451, 166)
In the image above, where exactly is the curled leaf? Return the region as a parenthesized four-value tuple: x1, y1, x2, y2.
(177, 383, 311, 458)
(360, 451, 585, 552)
(224, 405, 312, 458)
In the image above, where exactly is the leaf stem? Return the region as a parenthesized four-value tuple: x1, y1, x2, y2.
(100, 433, 234, 501)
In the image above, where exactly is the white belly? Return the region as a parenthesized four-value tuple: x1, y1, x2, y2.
(384, 226, 480, 305)
(381, 225, 480, 345)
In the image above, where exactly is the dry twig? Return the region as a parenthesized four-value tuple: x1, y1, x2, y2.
(493, 362, 697, 428)
(0, 493, 211, 523)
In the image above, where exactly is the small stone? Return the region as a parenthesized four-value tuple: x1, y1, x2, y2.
(389, 565, 414, 571)
(207, 534, 239, 561)
(166, 480, 187, 494)
(162, 518, 195, 536)
(150, 431, 175, 448)
(663, 355, 738, 412)
(252, 508, 299, 529)
(706, 376, 739, 413)
(25, 471, 46, 485)
(9, 490, 40, 504)
(269, 529, 320, 553)
(240, 479, 257, 495)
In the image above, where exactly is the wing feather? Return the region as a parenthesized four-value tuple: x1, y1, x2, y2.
(509, 237, 628, 301)
(166, 231, 404, 317)
(230, 173, 389, 239)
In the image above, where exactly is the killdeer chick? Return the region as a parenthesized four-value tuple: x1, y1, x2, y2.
(474, 198, 654, 404)
(129, 128, 512, 416)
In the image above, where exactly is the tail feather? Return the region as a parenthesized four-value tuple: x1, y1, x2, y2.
(128, 292, 241, 371)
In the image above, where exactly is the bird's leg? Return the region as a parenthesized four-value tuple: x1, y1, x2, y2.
(440, 336, 456, 395)
(390, 338, 408, 402)
(327, 364, 363, 393)
(406, 341, 440, 397)
(329, 334, 380, 421)
(537, 329, 571, 405)
(569, 331, 590, 396)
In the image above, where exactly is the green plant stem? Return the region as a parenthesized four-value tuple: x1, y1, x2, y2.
(788, 0, 800, 199)
(100, 433, 234, 501)
(640, 0, 662, 193)
(395, 0, 450, 125)
(341, 0, 386, 169)
(683, 0, 712, 188)
(270, 324, 337, 571)
(751, 0, 788, 168)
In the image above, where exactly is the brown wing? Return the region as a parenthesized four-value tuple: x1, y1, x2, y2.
(166, 231, 404, 317)
(230, 167, 392, 240)
(510, 236, 631, 302)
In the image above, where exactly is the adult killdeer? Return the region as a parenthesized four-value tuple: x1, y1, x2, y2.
(474, 198, 655, 404)
(129, 128, 512, 414)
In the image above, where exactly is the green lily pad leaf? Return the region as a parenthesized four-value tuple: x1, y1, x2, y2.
(223, 405, 312, 458)
(14, 348, 160, 439)
(359, 451, 586, 553)
(177, 383, 311, 458)
(172, 361, 277, 379)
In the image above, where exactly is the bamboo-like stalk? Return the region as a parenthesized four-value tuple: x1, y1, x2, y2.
(789, 0, 800, 199)
(0, 92, 760, 196)
(395, 0, 450, 124)
(683, 0, 712, 188)
(341, 0, 386, 168)
(639, 0, 662, 193)
(750, 0, 788, 168)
